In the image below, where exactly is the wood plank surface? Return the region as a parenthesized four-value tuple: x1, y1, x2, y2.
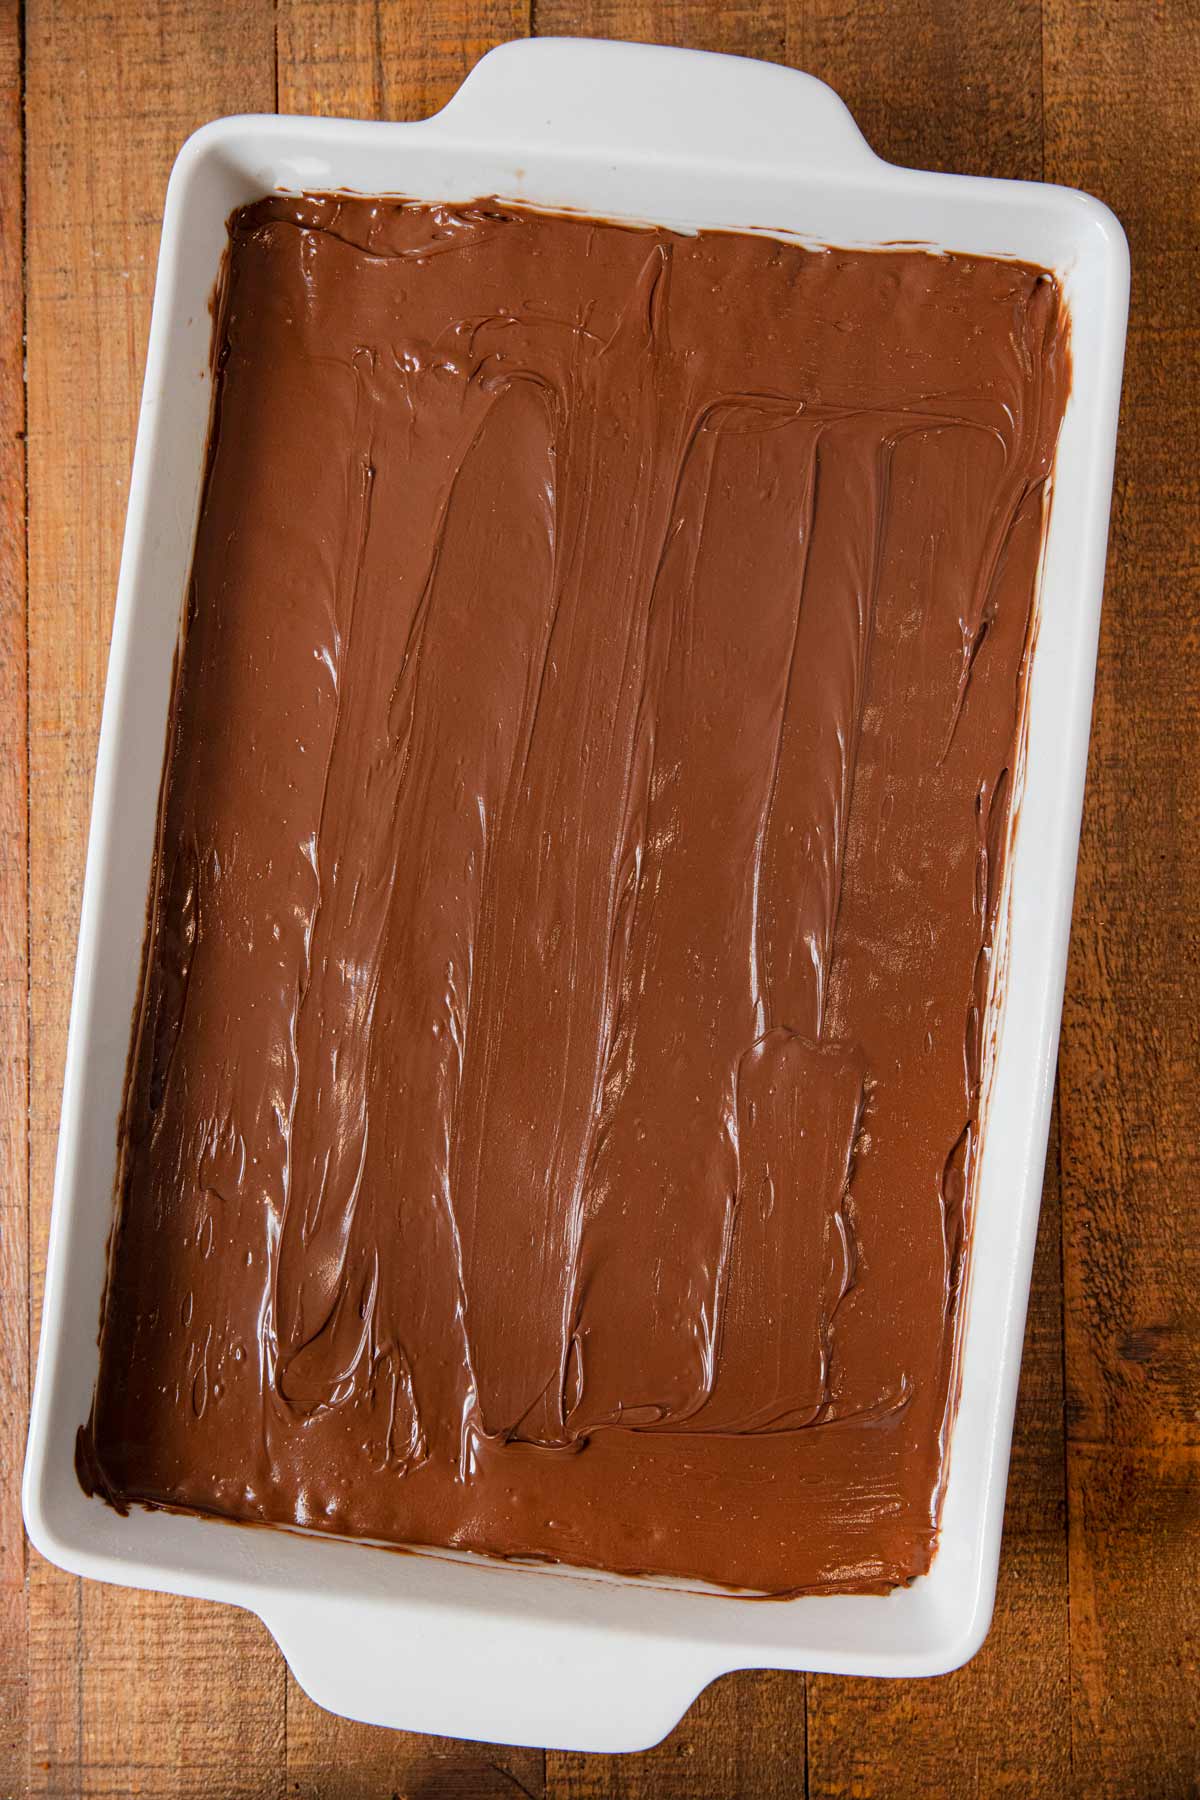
(11, 1, 1199, 1795)
(0, 0, 28, 1793)
(532, 0, 786, 61)
(278, 0, 529, 122)
(1044, 0, 1200, 1794)
(790, 0, 1043, 181)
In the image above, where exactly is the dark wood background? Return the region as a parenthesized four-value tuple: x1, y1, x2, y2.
(2, 1, 1196, 1794)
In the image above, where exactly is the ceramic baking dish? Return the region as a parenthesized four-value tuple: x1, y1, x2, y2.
(23, 36, 1128, 1753)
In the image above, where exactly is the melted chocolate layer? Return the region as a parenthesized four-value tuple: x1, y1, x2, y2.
(79, 197, 1069, 1594)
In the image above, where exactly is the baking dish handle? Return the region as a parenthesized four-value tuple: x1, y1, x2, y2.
(429, 36, 877, 173)
(261, 1589, 724, 1754)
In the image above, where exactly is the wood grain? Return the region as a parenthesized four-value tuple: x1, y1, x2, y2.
(24, 3, 282, 1796)
(0, 0, 28, 1792)
(1068, 1445, 1200, 1798)
(1044, 0, 1200, 1793)
(284, 1707, 547, 1800)
(532, 0, 785, 61)
(789, 0, 1042, 180)
(548, 1670, 806, 1800)
(278, 0, 530, 120)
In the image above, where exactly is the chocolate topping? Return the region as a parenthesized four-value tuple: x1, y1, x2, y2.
(78, 196, 1069, 1594)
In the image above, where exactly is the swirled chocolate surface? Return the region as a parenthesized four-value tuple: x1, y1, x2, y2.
(78, 196, 1069, 1594)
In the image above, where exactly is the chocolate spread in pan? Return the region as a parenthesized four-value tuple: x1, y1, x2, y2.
(78, 196, 1070, 1595)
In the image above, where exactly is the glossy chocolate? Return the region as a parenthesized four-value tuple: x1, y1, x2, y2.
(78, 196, 1069, 1594)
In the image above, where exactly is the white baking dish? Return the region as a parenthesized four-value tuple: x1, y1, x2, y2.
(23, 36, 1128, 1753)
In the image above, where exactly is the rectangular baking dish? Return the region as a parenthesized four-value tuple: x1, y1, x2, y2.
(23, 36, 1128, 1754)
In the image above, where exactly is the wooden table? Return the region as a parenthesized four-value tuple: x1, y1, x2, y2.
(3, 2, 1196, 1794)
